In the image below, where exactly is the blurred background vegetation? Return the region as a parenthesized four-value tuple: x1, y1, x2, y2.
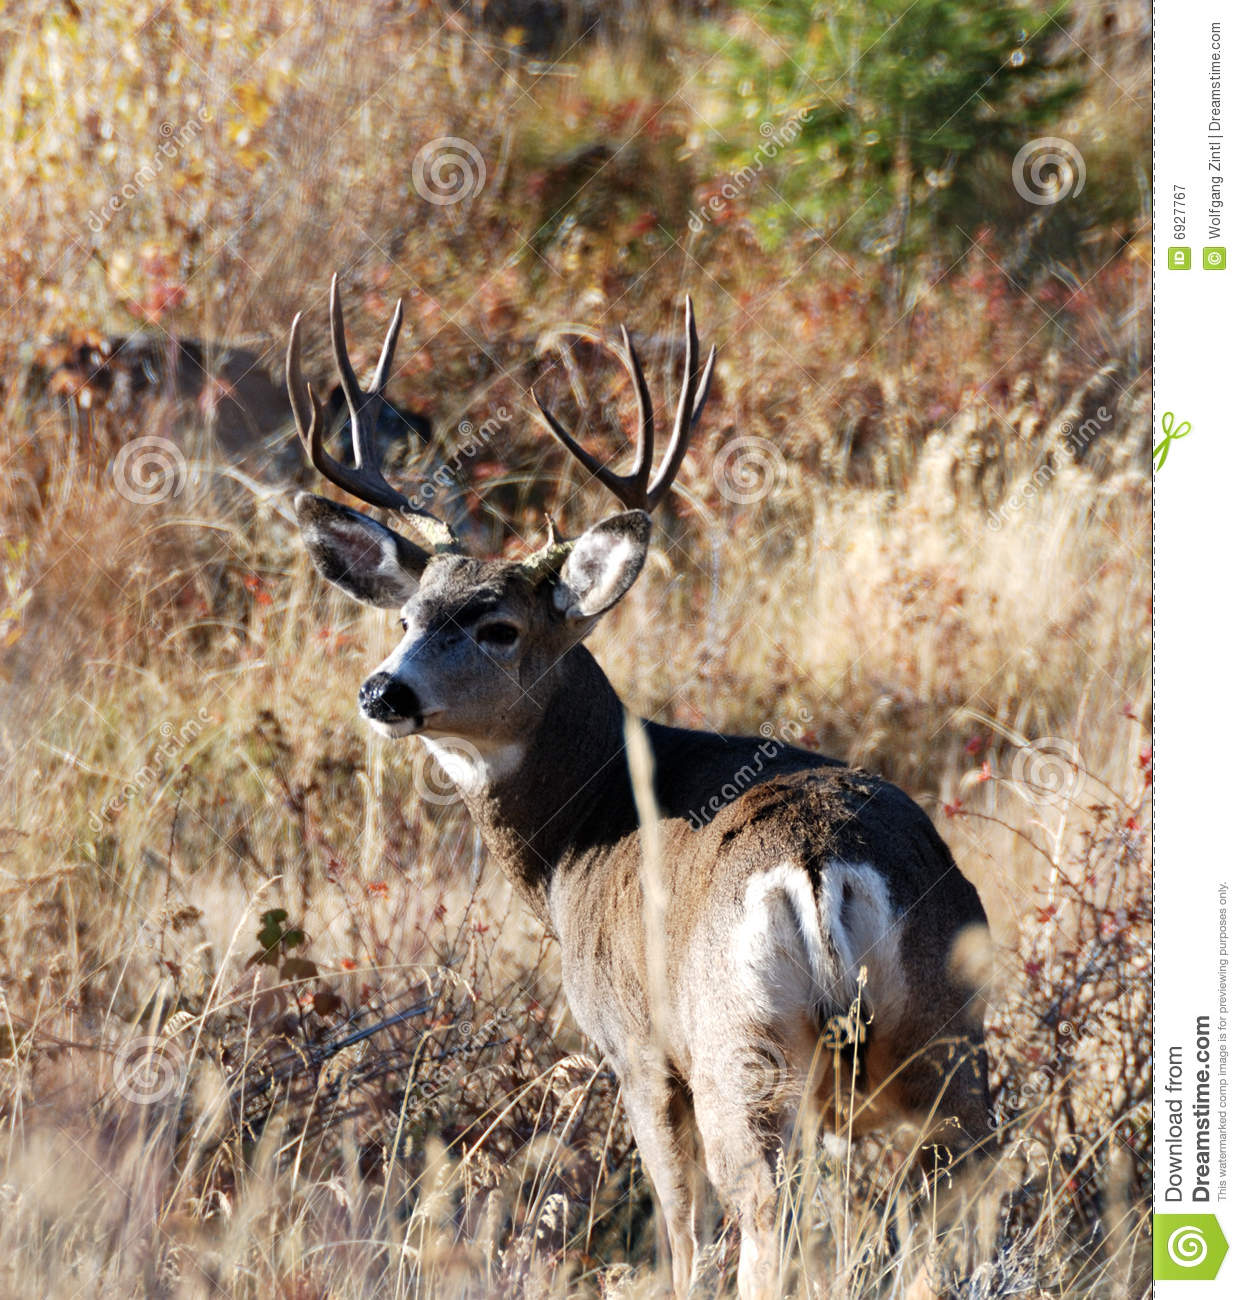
(0, 2, 1151, 1297)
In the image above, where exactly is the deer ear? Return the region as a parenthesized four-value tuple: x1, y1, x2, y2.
(554, 511, 651, 624)
(296, 493, 431, 608)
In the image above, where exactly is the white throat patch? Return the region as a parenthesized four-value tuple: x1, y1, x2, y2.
(420, 736, 526, 796)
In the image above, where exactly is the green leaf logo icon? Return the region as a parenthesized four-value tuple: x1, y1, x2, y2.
(1154, 1214, 1229, 1280)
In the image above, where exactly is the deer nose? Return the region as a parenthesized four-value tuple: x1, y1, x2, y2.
(359, 673, 419, 723)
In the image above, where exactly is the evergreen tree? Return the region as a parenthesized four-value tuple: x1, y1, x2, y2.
(706, 0, 1082, 256)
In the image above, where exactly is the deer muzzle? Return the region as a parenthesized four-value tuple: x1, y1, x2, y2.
(359, 672, 421, 727)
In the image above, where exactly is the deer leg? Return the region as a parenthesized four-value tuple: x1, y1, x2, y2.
(619, 1069, 702, 1297)
(689, 1073, 781, 1300)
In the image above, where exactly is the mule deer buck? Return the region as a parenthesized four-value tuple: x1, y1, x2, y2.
(287, 277, 993, 1297)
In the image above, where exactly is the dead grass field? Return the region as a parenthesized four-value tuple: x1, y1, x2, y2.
(1, 3, 1151, 1296)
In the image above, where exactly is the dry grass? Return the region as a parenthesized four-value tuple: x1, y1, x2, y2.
(1, 2, 1150, 1296)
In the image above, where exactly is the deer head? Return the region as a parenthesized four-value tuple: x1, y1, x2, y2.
(289, 277, 715, 755)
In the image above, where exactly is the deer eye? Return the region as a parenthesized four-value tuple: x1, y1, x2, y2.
(476, 622, 519, 648)
(398, 616, 409, 633)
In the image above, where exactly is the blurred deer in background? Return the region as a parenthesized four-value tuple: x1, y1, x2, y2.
(28, 325, 430, 478)
(288, 276, 994, 1297)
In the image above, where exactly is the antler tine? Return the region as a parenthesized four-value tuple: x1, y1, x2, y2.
(330, 273, 381, 477)
(371, 296, 405, 393)
(617, 325, 655, 486)
(286, 311, 322, 455)
(691, 346, 717, 425)
(288, 310, 345, 494)
(532, 389, 648, 510)
(328, 273, 364, 409)
(287, 278, 460, 552)
(533, 296, 715, 515)
(647, 297, 716, 509)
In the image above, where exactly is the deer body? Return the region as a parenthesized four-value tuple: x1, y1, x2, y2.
(415, 640, 989, 1296)
(286, 281, 992, 1297)
(32, 329, 429, 475)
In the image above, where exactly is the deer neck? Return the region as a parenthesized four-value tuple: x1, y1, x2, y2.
(421, 647, 629, 924)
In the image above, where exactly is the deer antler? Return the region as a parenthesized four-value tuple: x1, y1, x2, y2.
(516, 513, 574, 583)
(286, 274, 459, 554)
(532, 296, 716, 514)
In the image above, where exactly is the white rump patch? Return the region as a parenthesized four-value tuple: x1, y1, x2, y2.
(818, 860, 907, 1027)
(732, 860, 905, 1029)
(734, 864, 837, 1025)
